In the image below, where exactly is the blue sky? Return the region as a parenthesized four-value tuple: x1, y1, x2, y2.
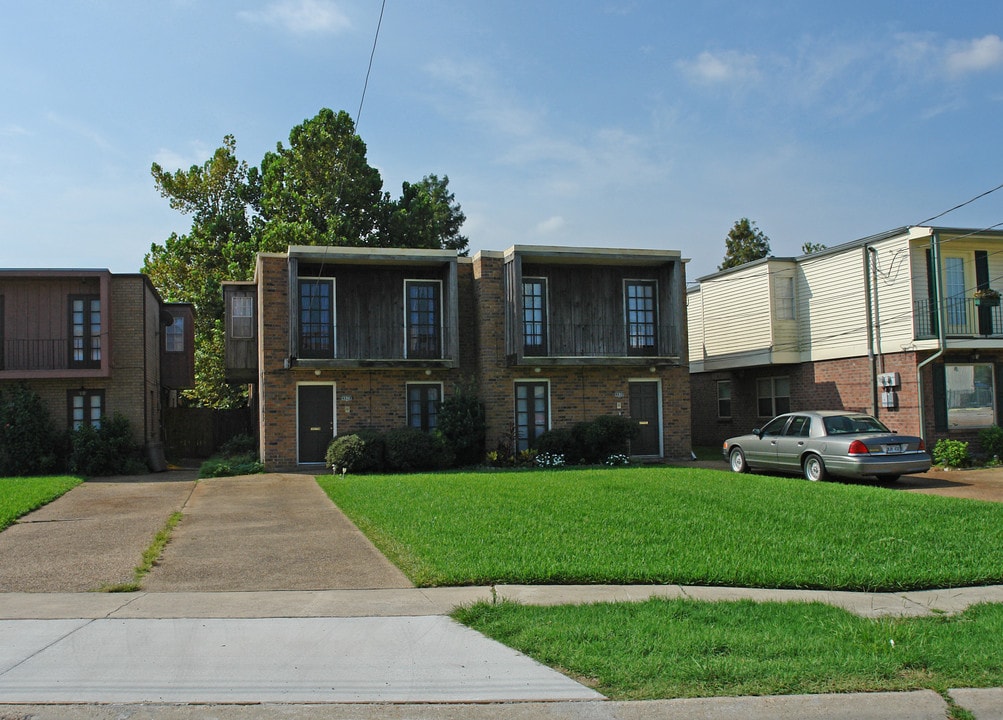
(2, 1, 1002, 281)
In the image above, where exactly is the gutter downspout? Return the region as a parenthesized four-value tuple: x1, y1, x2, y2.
(864, 247, 878, 417)
(916, 231, 946, 441)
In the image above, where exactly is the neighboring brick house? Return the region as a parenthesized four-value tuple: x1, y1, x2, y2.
(688, 226, 1003, 452)
(0, 269, 195, 467)
(224, 244, 691, 469)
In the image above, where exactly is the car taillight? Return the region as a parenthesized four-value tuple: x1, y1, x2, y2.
(848, 440, 869, 455)
(918, 439, 926, 451)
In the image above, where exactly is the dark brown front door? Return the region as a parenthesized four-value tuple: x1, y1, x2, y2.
(298, 384, 335, 464)
(629, 381, 660, 456)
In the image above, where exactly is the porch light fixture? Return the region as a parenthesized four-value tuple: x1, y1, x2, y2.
(314, 369, 322, 376)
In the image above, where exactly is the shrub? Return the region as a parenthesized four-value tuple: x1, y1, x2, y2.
(932, 438, 971, 469)
(579, 415, 640, 463)
(978, 425, 1003, 461)
(438, 382, 486, 467)
(218, 433, 256, 457)
(198, 453, 264, 478)
(535, 428, 582, 463)
(67, 413, 147, 477)
(0, 383, 56, 476)
(384, 427, 453, 472)
(326, 429, 386, 474)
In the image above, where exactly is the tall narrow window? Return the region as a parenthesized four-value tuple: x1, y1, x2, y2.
(757, 376, 790, 417)
(774, 276, 794, 320)
(717, 380, 732, 419)
(231, 296, 254, 339)
(407, 383, 441, 432)
(944, 256, 968, 329)
(515, 381, 549, 452)
(406, 280, 441, 359)
(299, 279, 334, 358)
(69, 295, 101, 368)
(68, 389, 104, 430)
(165, 316, 184, 352)
(522, 278, 548, 356)
(625, 281, 657, 356)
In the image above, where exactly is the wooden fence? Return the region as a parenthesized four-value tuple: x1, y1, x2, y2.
(163, 406, 256, 459)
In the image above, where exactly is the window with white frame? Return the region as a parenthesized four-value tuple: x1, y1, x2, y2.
(945, 363, 995, 429)
(522, 278, 548, 356)
(68, 389, 104, 430)
(757, 376, 790, 417)
(774, 276, 794, 320)
(165, 316, 185, 352)
(515, 381, 549, 452)
(231, 296, 254, 339)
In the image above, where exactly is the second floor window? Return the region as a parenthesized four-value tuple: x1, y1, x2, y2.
(774, 276, 794, 320)
(69, 295, 101, 368)
(165, 316, 184, 352)
(625, 281, 657, 355)
(231, 296, 254, 339)
(522, 278, 548, 356)
(406, 280, 441, 359)
(299, 279, 334, 358)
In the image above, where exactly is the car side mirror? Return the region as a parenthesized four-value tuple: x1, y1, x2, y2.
(753, 428, 762, 437)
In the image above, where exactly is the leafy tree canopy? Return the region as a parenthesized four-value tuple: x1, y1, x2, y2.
(801, 241, 827, 255)
(144, 109, 469, 407)
(719, 218, 771, 270)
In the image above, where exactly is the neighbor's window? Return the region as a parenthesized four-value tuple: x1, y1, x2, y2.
(69, 295, 101, 368)
(757, 376, 790, 417)
(717, 380, 732, 418)
(165, 316, 184, 352)
(946, 363, 995, 429)
(232, 296, 254, 339)
(407, 383, 441, 432)
(774, 276, 794, 320)
(522, 278, 548, 356)
(68, 389, 104, 430)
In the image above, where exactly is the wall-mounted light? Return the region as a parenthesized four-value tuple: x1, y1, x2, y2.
(314, 369, 322, 376)
(425, 369, 432, 376)
(649, 366, 656, 373)
(533, 367, 541, 373)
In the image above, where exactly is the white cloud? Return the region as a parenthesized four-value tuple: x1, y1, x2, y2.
(677, 50, 759, 85)
(238, 0, 351, 35)
(534, 216, 565, 235)
(945, 34, 1003, 75)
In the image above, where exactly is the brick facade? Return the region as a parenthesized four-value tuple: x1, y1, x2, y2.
(251, 248, 691, 469)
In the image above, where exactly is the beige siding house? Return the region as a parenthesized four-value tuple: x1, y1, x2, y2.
(690, 226, 1003, 455)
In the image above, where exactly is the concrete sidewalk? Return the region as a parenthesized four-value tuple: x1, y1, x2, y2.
(1, 471, 1002, 717)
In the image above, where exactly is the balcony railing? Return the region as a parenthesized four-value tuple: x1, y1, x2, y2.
(514, 321, 678, 359)
(1, 339, 71, 371)
(297, 323, 455, 362)
(914, 298, 1003, 338)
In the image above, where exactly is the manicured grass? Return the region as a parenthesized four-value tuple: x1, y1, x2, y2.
(454, 598, 1003, 700)
(317, 466, 1003, 591)
(0, 476, 82, 531)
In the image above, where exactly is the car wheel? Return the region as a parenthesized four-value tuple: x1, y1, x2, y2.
(803, 454, 827, 482)
(729, 447, 749, 473)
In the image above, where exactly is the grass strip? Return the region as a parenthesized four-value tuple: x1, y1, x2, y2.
(101, 511, 183, 592)
(0, 476, 82, 531)
(453, 598, 1003, 700)
(317, 466, 1003, 591)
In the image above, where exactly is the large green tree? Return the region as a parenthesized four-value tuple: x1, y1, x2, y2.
(719, 218, 771, 270)
(145, 109, 468, 406)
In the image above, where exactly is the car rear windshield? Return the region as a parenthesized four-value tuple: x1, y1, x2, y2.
(823, 415, 891, 434)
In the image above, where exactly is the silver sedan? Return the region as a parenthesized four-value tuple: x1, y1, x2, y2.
(723, 411, 931, 482)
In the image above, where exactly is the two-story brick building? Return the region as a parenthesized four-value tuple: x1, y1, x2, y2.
(0, 269, 194, 468)
(225, 245, 691, 469)
(688, 225, 1003, 452)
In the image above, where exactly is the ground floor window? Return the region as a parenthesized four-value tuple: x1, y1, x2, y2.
(407, 383, 441, 432)
(717, 380, 732, 418)
(515, 381, 549, 452)
(68, 389, 104, 430)
(945, 362, 995, 429)
(757, 376, 790, 417)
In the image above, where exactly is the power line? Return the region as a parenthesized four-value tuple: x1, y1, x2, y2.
(916, 181, 1003, 226)
(355, 0, 387, 129)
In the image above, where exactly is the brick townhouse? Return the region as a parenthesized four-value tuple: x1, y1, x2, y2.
(224, 244, 691, 469)
(0, 269, 194, 467)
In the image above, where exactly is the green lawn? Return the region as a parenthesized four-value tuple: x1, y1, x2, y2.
(0, 476, 82, 531)
(454, 598, 1003, 701)
(317, 466, 1003, 591)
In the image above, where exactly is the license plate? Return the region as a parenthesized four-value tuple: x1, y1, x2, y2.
(883, 444, 902, 454)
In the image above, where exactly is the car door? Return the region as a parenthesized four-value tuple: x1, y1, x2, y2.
(744, 415, 791, 469)
(774, 415, 812, 473)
